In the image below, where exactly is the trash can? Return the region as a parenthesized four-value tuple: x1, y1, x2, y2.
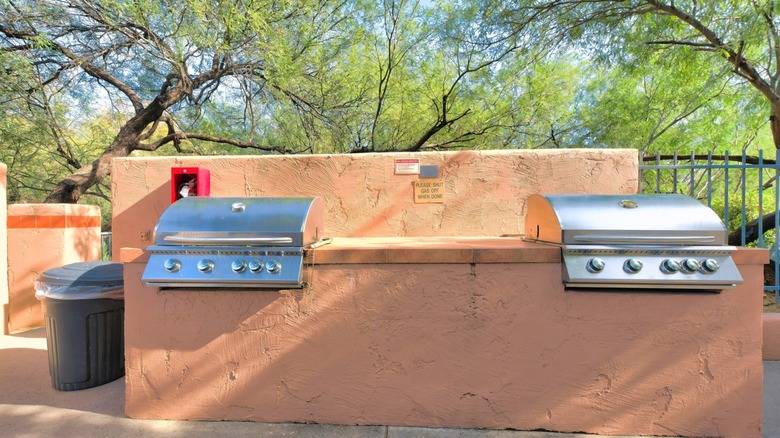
(35, 262, 124, 391)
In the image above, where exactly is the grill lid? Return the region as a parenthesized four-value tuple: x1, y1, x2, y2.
(152, 197, 325, 247)
(142, 196, 326, 289)
(524, 194, 728, 246)
(523, 194, 742, 290)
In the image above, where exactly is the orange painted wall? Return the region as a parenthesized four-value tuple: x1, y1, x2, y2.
(110, 149, 639, 260)
(114, 150, 763, 436)
(120, 242, 766, 437)
(765, 313, 780, 360)
(0, 164, 6, 335)
(6, 204, 101, 333)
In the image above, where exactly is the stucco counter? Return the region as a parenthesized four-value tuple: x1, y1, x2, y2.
(120, 238, 766, 437)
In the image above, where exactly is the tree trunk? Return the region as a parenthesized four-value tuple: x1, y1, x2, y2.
(43, 95, 175, 203)
(43, 150, 122, 203)
(772, 107, 780, 150)
(728, 210, 779, 246)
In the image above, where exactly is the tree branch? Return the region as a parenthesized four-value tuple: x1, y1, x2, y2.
(646, 0, 779, 107)
(645, 39, 716, 49)
(0, 23, 146, 112)
(728, 211, 780, 246)
(138, 132, 297, 154)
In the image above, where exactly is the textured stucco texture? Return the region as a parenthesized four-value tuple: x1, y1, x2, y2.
(115, 150, 764, 437)
(110, 149, 639, 258)
(6, 204, 101, 333)
(0, 163, 6, 333)
(121, 244, 766, 438)
(765, 313, 780, 360)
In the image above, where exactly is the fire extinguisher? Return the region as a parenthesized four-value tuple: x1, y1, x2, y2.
(178, 177, 198, 198)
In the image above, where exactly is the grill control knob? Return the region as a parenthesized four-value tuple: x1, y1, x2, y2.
(701, 258, 720, 273)
(266, 260, 281, 273)
(623, 258, 643, 273)
(586, 258, 606, 273)
(681, 258, 701, 273)
(660, 259, 681, 273)
(196, 259, 214, 273)
(231, 260, 247, 273)
(248, 260, 263, 273)
(163, 258, 181, 273)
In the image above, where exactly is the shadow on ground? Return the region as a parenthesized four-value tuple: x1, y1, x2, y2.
(0, 333, 125, 415)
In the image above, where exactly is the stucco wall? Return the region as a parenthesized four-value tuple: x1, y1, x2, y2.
(115, 149, 768, 436)
(0, 164, 6, 334)
(121, 244, 766, 437)
(110, 149, 638, 259)
(765, 313, 780, 360)
(6, 204, 101, 333)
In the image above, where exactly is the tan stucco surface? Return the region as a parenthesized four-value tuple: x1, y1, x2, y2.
(6, 203, 101, 333)
(110, 150, 638, 260)
(115, 150, 763, 436)
(0, 164, 6, 334)
(765, 313, 780, 360)
(122, 242, 765, 437)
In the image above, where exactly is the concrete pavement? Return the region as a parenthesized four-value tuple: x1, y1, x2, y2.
(0, 328, 778, 438)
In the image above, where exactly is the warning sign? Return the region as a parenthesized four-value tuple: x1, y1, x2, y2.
(395, 158, 420, 175)
(414, 179, 445, 204)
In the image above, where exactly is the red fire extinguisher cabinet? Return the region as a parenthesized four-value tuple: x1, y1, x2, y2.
(171, 167, 210, 203)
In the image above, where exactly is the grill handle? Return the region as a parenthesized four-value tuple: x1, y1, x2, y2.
(571, 235, 718, 245)
(163, 236, 294, 245)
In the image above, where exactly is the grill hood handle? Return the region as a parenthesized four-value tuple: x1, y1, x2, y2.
(571, 235, 718, 245)
(163, 235, 294, 245)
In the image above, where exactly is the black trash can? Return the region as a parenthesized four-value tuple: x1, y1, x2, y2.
(35, 262, 124, 391)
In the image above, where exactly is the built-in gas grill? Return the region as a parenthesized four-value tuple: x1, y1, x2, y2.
(141, 197, 328, 289)
(523, 194, 743, 290)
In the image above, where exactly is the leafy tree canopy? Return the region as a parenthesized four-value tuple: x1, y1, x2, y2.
(1, 0, 778, 212)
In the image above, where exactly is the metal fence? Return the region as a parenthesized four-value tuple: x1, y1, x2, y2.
(640, 150, 779, 304)
(101, 231, 112, 262)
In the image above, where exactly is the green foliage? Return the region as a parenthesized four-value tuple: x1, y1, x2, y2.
(3, 0, 780, 233)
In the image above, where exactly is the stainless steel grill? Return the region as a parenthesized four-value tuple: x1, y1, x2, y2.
(141, 197, 328, 288)
(523, 194, 743, 290)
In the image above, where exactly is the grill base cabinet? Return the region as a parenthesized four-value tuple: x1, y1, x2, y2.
(121, 239, 766, 438)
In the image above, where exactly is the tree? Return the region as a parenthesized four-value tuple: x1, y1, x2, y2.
(343, 0, 565, 153)
(566, 48, 768, 154)
(527, 0, 780, 150)
(2, 0, 573, 203)
(9, 0, 778, 211)
(0, 0, 353, 203)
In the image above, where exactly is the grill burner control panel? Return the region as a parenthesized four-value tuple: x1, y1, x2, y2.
(144, 247, 305, 289)
(585, 256, 720, 274)
(563, 247, 741, 289)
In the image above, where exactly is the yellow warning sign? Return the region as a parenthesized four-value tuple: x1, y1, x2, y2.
(414, 179, 445, 204)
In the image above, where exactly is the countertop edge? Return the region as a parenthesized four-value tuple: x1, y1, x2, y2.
(120, 237, 562, 265)
(121, 240, 767, 266)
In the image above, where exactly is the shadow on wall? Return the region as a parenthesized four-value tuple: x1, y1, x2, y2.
(111, 150, 639, 256)
(123, 261, 762, 436)
(7, 206, 102, 333)
(70, 220, 101, 263)
(111, 183, 170, 261)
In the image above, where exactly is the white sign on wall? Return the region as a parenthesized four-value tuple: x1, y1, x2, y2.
(394, 158, 420, 175)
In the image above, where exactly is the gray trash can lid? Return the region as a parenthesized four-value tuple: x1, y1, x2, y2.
(38, 262, 123, 287)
